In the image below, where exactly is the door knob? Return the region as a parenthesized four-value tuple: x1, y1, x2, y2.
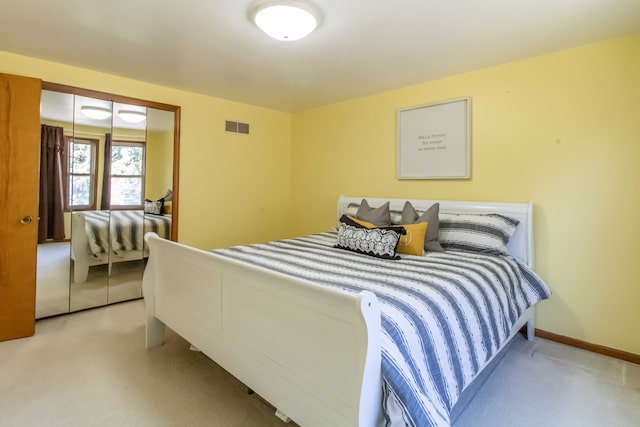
(20, 215, 33, 224)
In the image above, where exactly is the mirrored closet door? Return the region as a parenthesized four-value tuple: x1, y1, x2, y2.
(36, 85, 179, 318)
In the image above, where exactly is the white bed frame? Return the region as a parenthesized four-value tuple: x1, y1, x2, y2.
(70, 212, 145, 283)
(143, 196, 537, 426)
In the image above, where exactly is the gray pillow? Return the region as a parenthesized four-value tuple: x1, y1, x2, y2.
(356, 199, 391, 226)
(401, 201, 444, 252)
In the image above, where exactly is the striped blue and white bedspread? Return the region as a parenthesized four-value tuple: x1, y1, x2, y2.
(213, 231, 551, 427)
(83, 210, 172, 256)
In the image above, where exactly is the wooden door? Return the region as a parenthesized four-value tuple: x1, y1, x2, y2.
(0, 73, 42, 341)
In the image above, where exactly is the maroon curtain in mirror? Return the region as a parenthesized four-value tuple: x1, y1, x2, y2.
(38, 124, 65, 242)
(100, 133, 112, 210)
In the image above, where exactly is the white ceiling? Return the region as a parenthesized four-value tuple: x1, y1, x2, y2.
(2, 0, 640, 112)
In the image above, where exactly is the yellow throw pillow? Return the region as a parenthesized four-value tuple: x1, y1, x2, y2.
(396, 222, 428, 256)
(348, 216, 427, 256)
(347, 215, 377, 229)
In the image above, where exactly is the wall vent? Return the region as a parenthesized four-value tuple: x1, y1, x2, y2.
(237, 122, 250, 134)
(225, 120, 250, 134)
(225, 120, 237, 132)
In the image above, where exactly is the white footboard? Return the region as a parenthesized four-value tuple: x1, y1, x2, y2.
(142, 233, 382, 427)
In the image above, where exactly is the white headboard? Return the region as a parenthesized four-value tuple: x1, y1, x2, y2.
(337, 195, 534, 267)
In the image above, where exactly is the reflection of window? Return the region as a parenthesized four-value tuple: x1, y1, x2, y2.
(65, 136, 98, 211)
(110, 140, 145, 208)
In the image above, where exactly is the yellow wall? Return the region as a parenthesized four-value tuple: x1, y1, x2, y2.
(4, 33, 639, 355)
(1, 51, 293, 249)
(291, 34, 640, 355)
(145, 128, 174, 200)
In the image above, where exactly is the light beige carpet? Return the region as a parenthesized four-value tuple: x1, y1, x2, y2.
(453, 331, 640, 427)
(1, 299, 638, 427)
(0, 300, 285, 427)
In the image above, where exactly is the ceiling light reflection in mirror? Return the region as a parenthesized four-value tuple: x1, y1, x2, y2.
(40, 91, 151, 131)
(118, 110, 146, 123)
(80, 106, 112, 120)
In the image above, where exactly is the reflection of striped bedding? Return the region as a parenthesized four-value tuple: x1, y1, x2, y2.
(143, 214, 171, 243)
(82, 211, 111, 256)
(82, 211, 171, 257)
(213, 231, 551, 427)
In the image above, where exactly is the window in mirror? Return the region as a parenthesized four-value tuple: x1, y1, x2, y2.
(110, 140, 145, 208)
(64, 136, 98, 211)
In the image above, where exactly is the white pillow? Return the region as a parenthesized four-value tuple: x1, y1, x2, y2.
(438, 213, 519, 255)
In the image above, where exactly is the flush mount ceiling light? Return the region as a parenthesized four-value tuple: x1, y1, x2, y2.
(80, 106, 112, 120)
(252, 1, 318, 41)
(118, 110, 147, 123)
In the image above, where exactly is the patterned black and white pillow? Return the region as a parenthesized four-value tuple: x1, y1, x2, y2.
(438, 213, 519, 255)
(144, 198, 164, 215)
(335, 215, 405, 260)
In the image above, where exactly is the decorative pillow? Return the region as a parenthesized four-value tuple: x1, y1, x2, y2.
(347, 215, 376, 228)
(438, 213, 519, 255)
(355, 199, 391, 226)
(335, 215, 404, 260)
(144, 198, 164, 215)
(162, 201, 173, 215)
(395, 222, 428, 256)
(349, 215, 427, 257)
(401, 201, 444, 252)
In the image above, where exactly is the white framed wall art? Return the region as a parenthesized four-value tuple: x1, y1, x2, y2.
(397, 97, 471, 179)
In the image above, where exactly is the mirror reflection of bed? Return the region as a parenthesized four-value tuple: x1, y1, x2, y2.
(69, 207, 172, 310)
(35, 87, 178, 319)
